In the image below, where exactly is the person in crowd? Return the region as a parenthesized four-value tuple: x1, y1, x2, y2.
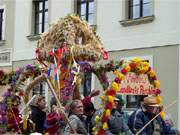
(82, 89, 100, 134)
(64, 99, 88, 135)
(128, 95, 180, 135)
(107, 94, 132, 135)
(30, 95, 46, 134)
(44, 97, 66, 135)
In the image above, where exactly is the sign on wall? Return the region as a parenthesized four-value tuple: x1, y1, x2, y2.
(0, 49, 12, 66)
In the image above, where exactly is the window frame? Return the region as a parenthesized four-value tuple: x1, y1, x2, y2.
(33, 0, 48, 35)
(76, 0, 94, 25)
(128, 0, 151, 19)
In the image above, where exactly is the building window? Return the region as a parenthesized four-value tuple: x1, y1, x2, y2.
(76, 0, 94, 25)
(0, 8, 4, 40)
(128, 0, 151, 19)
(33, 0, 48, 34)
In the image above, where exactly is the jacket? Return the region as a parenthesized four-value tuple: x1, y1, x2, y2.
(107, 109, 132, 135)
(64, 114, 88, 135)
(128, 108, 178, 135)
(31, 105, 46, 133)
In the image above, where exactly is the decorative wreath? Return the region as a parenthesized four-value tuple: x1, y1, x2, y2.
(94, 57, 161, 135)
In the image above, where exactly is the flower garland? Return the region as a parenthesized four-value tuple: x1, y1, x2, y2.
(94, 58, 162, 135)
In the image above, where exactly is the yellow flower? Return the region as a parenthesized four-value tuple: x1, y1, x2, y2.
(156, 95, 162, 104)
(125, 65, 131, 72)
(118, 73, 125, 80)
(113, 70, 119, 76)
(143, 66, 149, 73)
(111, 82, 119, 92)
(143, 61, 150, 67)
(132, 57, 142, 64)
(101, 95, 105, 101)
(102, 122, 108, 130)
(149, 70, 155, 77)
(154, 80, 161, 88)
(95, 116, 100, 122)
(108, 96, 114, 103)
(105, 109, 111, 117)
(160, 111, 166, 120)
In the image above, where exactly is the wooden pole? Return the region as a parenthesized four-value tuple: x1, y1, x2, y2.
(45, 74, 76, 133)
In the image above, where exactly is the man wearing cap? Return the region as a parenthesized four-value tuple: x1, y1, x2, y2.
(107, 94, 132, 135)
(128, 95, 179, 135)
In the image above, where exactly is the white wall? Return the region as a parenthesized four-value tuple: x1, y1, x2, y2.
(50, 0, 72, 23)
(13, 0, 36, 61)
(96, 0, 179, 51)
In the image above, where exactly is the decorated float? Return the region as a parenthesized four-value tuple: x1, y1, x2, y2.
(0, 14, 167, 135)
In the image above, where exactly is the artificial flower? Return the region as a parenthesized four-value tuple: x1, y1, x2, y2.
(113, 70, 118, 76)
(98, 129, 106, 135)
(118, 73, 125, 80)
(129, 62, 136, 70)
(154, 80, 161, 88)
(102, 122, 108, 130)
(156, 95, 162, 104)
(111, 82, 119, 92)
(108, 96, 114, 103)
(106, 89, 116, 96)
(105, 109, 111, 117)
(160, 111, 166, 120)
(132, 57, 142, 64)
(102, 115, 109, 122)
(115, 77, 121, 83)
(149, 69, 155, 77)
(101, 95, 105, 101)
(106, 102, 113, 109)
(125, 65, 131, 72)
(95, 116, 100, 122)
(121, 68, 128, 75)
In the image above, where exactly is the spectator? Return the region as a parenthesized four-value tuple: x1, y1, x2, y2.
(128, 95, 179, 135)
(107, 94, 132, 135)
(30, 95, 46, 134)
(64, 99, 88, 135)
(82, 89, 100, 134)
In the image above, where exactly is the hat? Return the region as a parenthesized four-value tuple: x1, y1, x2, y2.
(114, 95, 125, 105)
(143, 95, 160, 107)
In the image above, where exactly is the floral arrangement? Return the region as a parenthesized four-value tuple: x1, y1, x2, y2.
(36, 14, 107, 64)
(94, 58, 162, 135)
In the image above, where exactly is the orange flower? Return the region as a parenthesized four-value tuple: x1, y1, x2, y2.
(113, 70, 118, 76)
(101, 95, 105, 101)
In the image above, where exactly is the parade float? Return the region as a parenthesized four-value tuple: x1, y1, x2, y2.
(0, 14, 166, 135)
